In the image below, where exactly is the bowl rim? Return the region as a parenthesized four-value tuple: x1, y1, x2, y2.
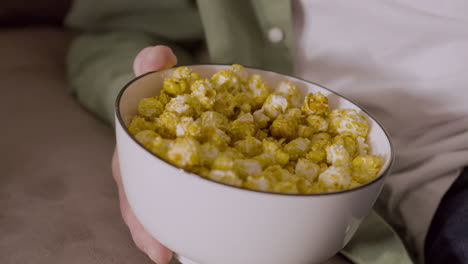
(115, 64, 395, 197)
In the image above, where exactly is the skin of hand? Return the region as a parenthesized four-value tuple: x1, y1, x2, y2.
(112, 45, 177, 264)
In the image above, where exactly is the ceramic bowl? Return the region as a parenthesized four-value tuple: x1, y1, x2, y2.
(115, 65, 393, 264)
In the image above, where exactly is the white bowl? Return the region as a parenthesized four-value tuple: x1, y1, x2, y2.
(115, 65, 394, 264)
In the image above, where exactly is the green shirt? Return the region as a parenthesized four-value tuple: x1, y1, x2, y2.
(65, 1, 413, 263)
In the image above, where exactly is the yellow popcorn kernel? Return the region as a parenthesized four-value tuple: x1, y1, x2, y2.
(199, 142, 220, 167)
(351, 155, 383, 184)
(200, 111, 228, 130)
(175, 117, 202, 138)
(224, 147, 245, 159)
(274, 180, 299, 194)
(134, 130, 159, 147)
(295, 158, 320, 182)
(255, 129, 269, 141)
(306, 115, 329, 132)
(165, 94, 197, 117)
(270, 115, 298, 140)
(157, 90, 172, 106)
(276, 81, 301, 107)
(244, 174, 273, 192)
(234, 92, 253, 113)
(318, 166, 352, 191)
(190, 166, 211, 178)
(311, 132, 332, 143)
(234, 159, 263, 179)
(208, 169, 242, 187)
(211, 68, 242, 93)
(253, 110, 270, 129)
(228, 120, 256, 142)
(137, 97, 164, 118)
(284, 137, 311, 161)
(172, 66, 200, 84)
(326, 143, 352, 166)
(228, 64, 248, 82)
(297, 125, 315, 139)
(253, 153, 276, 169)
(247, 74, 271, 109)
(333, 135, 358, 159)
(284, 108, 305, 124)
(201, 126, 231, 150)
(158, 111, 179, 138)
(166, 137, 200, 168)
(236, 112, 254, 122)
(319, 163, 329, 173)
(284, 161, 297, 174)
(349, 180, 362, 189)
(213, 92, 236, 118)
(328, 109, 369, 137)
(305, 136, 331, 163)
(301, 92, 329, 116)
(262, 94, 289, 119)
(234, 136, 263, 157)
(128, 116, 156, 135)
(264, 165, 296, 182)
(148, 136, 173, 159)
(296, 178, 314, 194)
(191, 78, 217, 109)
(212, 153, 235, 170)
(163, 77, 189, 96)
(357, 136, 369, 155)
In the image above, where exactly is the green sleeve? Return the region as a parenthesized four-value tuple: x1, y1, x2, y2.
(65, 0, 204, 125)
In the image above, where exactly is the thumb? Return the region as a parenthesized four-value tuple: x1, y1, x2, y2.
(133, 45, 177, 76)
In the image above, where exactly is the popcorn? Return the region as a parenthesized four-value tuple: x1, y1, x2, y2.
(234, 136, 263, 157)
(234, 159, 263, 179)
(357, 136, 369, 155)
(199, 142, 220, 166)
(212, 153, 235, 170)
(176, 117, 202, 138)
(276, 81, 301, 107)
(326, 143, 351, 166)
(163, 77, 189, 96)
(158, 111, 179, 138)
(137, 97, 164, 118)
(253, 110, 270, 129)
(208, 170, 242, 187)
(333, 135, 358, 158)
(247, 74, 270, 109)
(167, 137, 200, 168)
(301, 92, 329, 116)
(228, 119, 256, 142)
(329, 109, 369, 137)
(211, 68, 242, 93)
(284, 137, 311, 160)
(134, 130, 158, 147)
(318, 166, 352, 191)
(165, 94, 197, 117)
(191, 79, 216, 109)
(172, 66, 200, 84)
(200, 111, 229, 130)
(270, 115, 298, 140)
(351, 155, 382, 183)
(213, 92, 237, 118)
(295, 158, 320, 182)
(306, 115, 328, 132)
(128, 116, 156, 135)
(128, 65, 382, 194)
(262, 94, 289, 119)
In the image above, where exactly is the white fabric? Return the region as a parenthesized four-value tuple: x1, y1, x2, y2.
(291, 0, 468, 262)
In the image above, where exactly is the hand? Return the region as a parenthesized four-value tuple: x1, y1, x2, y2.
(112, 46, 177, 263)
